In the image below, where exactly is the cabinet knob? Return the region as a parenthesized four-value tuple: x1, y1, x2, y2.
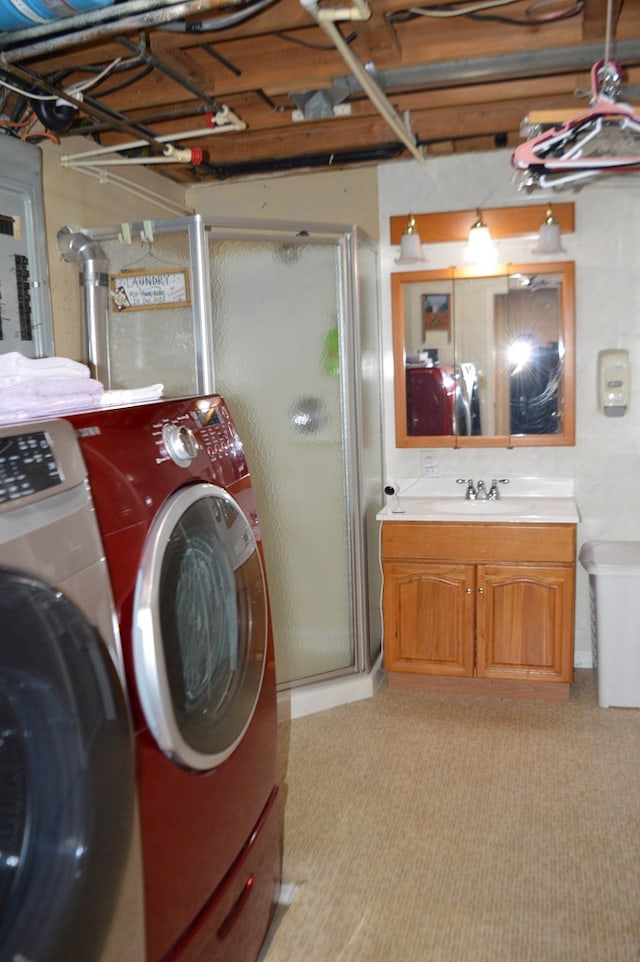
(478, 587, 485, 595)
(465, 587, 473, 594)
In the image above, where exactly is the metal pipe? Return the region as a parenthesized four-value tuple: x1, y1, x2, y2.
(158, 0, 276, 31)
(0, 0, 250, 62)
(0, 62, 163, 147)
(115, 34, 220, 111)
(57, 227, 111, 386)
(369, 39, 640, 92)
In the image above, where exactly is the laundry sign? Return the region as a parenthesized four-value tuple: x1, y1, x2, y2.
(110, 268, 190, 312)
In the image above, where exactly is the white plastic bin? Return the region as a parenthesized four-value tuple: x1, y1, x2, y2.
(579, 541, 640, 708)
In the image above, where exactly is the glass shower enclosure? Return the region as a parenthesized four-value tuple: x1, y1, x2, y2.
(78, 215, 383, 689)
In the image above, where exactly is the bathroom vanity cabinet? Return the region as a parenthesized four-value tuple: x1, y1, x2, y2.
(381, 521, 576, 701)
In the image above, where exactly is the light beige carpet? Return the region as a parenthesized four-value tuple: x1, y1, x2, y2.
(260, 671, 640, 962)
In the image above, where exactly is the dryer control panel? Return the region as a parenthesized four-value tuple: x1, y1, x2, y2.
(0, 430, 62, 504)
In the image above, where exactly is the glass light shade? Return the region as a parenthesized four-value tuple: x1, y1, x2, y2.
(463, 211, 498, 266)
(535, 207, 563, 253)
(396, 214, 425, 264)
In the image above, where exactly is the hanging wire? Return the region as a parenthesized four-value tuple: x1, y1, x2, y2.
(603, 0, 613, 64)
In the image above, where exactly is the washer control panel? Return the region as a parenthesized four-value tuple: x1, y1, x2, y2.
(149, 396, 248, 481)
(161, 422, 200, 468)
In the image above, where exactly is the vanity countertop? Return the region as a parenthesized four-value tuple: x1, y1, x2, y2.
(376, 478, 580, 524)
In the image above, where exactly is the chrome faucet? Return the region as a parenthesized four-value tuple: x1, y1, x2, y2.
(487, 478, 510, 500)
(457, 477, 510, 501)
(456, 478, 477, 500)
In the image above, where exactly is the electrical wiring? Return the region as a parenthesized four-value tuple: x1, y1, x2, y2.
(0, 116, 32, 129)
(66, 57, 123, 94)
(392, 0, 582, 24)
(0, 77, 58, 101)
(23, 129, 60, 145)
(273, 28, 357, 50)
(0, 108, 59, 143)
(406, 0, 533, 18)
(35, 58, 152, 104)
(86, 64, 154, 99)
(459, 5, 582, 25)
(0, 56, 123, 105)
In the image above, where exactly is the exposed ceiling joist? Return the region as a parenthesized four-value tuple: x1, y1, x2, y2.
(0, 0, 637, 184)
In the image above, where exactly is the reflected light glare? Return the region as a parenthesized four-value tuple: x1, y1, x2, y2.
(509, 337, 533, 374)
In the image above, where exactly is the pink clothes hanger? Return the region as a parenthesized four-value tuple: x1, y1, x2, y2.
(512, 61, 640, 187)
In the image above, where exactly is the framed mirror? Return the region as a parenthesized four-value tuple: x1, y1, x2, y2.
(391, 261, 575, 448)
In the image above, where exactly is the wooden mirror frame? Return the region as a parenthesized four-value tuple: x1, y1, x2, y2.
(391, 261, 576, 448)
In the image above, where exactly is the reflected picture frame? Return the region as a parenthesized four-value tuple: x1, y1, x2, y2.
(423, 293, 451, 340)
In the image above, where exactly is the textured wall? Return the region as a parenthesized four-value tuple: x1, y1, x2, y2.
(378, 150, 640, 662)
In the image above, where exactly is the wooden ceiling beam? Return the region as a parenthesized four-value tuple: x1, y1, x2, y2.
(11, 0, 640, 184)
(581, 0, 623, 42)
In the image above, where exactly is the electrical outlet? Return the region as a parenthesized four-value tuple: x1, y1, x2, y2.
(421, 452, 439, 477)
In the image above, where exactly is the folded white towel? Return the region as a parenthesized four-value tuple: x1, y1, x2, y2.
(0, 376, 104, 423)
(0, 392, 103, 423)
(100, 383, 164, 406)
(31, 377, 104, 399)
(0, 402, 101, 424)
(0, 352, 90, 380)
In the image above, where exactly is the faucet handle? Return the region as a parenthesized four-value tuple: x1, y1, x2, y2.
(456, 478, 476, 500)
(488, 478, 510, 500)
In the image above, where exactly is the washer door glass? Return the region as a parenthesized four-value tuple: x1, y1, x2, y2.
(0, 568, 134, 962)
(133, 483, 268, 771)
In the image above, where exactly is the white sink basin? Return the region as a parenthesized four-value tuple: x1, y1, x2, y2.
(428, 498, 527, 517)
(378, 495, 580, 524)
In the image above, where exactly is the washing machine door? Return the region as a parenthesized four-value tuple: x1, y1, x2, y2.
(0, 568, 135, 962)
(133, 482, 268, 771)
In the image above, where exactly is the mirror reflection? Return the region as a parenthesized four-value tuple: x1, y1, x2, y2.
(392, 262, 575, 448)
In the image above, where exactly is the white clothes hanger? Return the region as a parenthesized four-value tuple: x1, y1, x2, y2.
(512, 61, 640, 180)
(512, 0, 640, 188)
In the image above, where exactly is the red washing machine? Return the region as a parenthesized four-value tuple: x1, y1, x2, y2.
(64, 395, 281, 962)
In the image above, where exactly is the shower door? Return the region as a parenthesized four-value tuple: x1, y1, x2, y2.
(207, 224, 382, 688)
(77, 215, 383, 689)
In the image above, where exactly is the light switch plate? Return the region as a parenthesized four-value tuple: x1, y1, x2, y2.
(421, 452, 439, 477)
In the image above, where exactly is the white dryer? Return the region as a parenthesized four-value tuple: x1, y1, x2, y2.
(0, 418, 145, 962)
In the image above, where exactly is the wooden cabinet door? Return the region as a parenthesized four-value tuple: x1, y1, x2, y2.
(383, 561, 475, 676)
(476, 564, 574, 683)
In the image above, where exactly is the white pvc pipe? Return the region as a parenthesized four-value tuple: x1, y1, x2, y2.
(60, 110, 245, 165)
(67, 166, 192, 216)
(63, 155, 201, 166)
(299, 0, 424, 164)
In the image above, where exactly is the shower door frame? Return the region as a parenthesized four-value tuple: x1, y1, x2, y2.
(84, 213, 383, 683)
(202, 216, 384, 684)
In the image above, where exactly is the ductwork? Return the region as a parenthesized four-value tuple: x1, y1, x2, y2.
(57, 226, 111, 387)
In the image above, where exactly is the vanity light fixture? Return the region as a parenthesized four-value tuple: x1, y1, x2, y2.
(463, 209, 499, 266)
(395, 214, 426, 264)
(534, 206, 564, 254)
